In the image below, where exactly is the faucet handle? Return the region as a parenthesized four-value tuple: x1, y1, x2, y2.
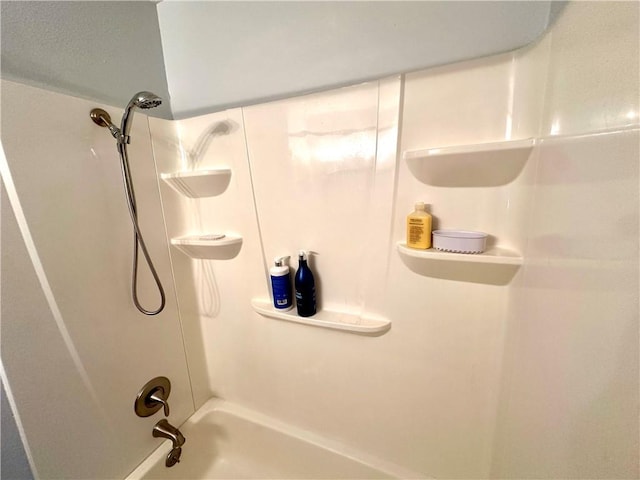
(134, 376, 172, 418)
(149, 390, 170, 417)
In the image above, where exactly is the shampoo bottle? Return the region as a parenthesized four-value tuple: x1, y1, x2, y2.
(270, 256, 292, 310)
(406, 202, 432, 249)
(294, 251, 316, 317)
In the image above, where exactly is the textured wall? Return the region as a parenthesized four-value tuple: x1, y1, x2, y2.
(0, 1, 172, 119)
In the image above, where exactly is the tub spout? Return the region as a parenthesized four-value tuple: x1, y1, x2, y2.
(153, 419, 185, 449)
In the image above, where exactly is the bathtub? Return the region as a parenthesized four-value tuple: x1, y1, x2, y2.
(127, 398, 421, 479)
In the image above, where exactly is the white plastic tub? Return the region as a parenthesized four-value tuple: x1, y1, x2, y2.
(432, 230, 488, 254)
(127, 399, 420, 480)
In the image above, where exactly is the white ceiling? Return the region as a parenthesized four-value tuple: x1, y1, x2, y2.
(1, 1, 560, 120)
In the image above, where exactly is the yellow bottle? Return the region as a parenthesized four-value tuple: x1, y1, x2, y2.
(406, 202, 432, 249)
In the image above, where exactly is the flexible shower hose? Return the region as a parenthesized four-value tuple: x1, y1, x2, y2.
(117, 141, 166, 315)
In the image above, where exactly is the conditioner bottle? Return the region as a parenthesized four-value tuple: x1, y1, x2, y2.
(270, 256, 292, 310)
(406, 202, 432, 249)
(294, 250, 316, 317)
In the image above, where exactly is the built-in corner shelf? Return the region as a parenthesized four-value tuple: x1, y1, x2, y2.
(171, 234, 242, 260)
(251, 298, 391, 336)
(161, 168, 232, 198)
(397, 242, 522, 285)
(397, 242, 522, 266)
(403, 138, 536, 187)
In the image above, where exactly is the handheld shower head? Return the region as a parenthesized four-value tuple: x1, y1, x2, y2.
(121, 91, 163, 141)
(89, 91, 163, 144)
(129, 91, 162, 110)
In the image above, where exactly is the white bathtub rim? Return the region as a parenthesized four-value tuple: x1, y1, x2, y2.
(126, 397, 428, 480)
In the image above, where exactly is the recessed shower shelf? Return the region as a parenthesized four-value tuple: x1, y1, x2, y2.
(161, 168, 232, 198)
(171, 234, 242, 260)
(397, 242, 523, 265)
(403, 138, 536, 187)
(251, 298, 391, 336)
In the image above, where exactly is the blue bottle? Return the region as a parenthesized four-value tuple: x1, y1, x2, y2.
(294, 250, 316, 317)
(270, 256, 292, 310)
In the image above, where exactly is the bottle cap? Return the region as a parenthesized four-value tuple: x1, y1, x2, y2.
(298, 250, 317, 260)
(415, 202, 426, 211)
(274, 255, 289, 266)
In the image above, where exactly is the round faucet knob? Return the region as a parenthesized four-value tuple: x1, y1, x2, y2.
(134, 376, 172, 417)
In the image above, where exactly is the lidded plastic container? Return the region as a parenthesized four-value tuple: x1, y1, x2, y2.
(432, 230, 487, 254)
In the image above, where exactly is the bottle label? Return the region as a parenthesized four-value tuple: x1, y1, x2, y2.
(271, 274, 292, 309)
(295, 287, 316, 316)
(408, 220, 424, 243)
(407, 216, 431, 248)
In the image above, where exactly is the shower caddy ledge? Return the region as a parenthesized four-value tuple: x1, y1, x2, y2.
(397, 243, 523, 265)
(161, 168, 232, 198)
(171, 235, 242, 259)
(402, 138, 535, 179)
(399, 137, 533, 277)
(251, 298, 391, 335)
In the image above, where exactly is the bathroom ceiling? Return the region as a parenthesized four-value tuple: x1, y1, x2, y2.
(0, 1, 561, 120)
(0, 1, 172, 119)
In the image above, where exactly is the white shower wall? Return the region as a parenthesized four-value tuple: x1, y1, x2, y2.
(150, 69, 523, 476)
(0, 83, 195, 479)
(492, 2, 639, 476)
(149, 1, 638, 478)
(149, 107, 267, 410)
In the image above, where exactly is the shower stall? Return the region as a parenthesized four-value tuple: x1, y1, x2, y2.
(1, 2, 638, 479)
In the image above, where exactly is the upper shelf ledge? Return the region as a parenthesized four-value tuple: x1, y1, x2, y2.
(171, 234, 242, 260)
(403, 138, 536, 187)
(161, 168, 232, 198)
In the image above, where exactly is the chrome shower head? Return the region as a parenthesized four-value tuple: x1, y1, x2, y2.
(129, 91, 162, 110)
(121, 91, 163, 140)
(90, 91, 163, 144)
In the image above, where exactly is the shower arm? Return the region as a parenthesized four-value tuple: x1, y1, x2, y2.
(90, 108, 124, 142)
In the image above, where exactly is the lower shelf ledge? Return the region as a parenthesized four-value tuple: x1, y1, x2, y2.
(397, 242, 522, 285)
(397, 242, 523, 265)
(251, 298, 391, 336)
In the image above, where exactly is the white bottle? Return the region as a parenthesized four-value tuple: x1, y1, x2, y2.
(270, 256, 293, 310)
